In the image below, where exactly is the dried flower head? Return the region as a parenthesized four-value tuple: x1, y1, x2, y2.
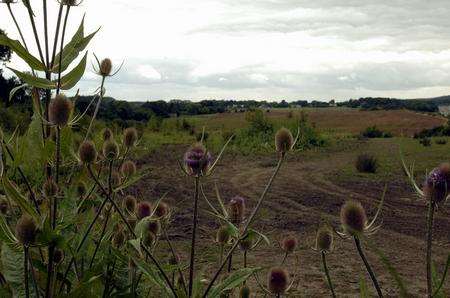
(113, 230, 126, 248)
(147, 220, 161, 235)
(15, 215, 37, 245)
(137, 201, 152, 219)
(49, 94, 72, 127)
(79, 141, 97, 164)
(123, 127, 138, 148)
(111, 171, 121, 187)
(183, 143, 212, 176)
(53, 249, 64, 264)
(239, 236, 254, 251)
(103, 139, 119, 160)
(239, 285, 251, 298)
(102, 128, 113, 141)
(229, 196, 246, 224)
(216, 226, 230, 245)
(124, 195, 137, 213)
(424, 163, 450, 204)
(100, 58, 112, 76)
(76, 181, 86, 197)
(281, 236, 298, 254)
(340, 200, 367, 235)
(275, 127, 294, 154)
(315, 226, 333, 252)
(154, 202, 170, 218)
(120, 160, 136, 178)
(43, 178, 58, 198)
(267, 267, 289, 295)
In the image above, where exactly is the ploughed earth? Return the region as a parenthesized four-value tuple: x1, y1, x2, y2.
(130, 141, 450, 297)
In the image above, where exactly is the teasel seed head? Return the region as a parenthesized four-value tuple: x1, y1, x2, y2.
(100, 58, 112, 76)
(120, 160, 137, 178)
(183, 143, 212, 176)
(15, 214, 37, 246)
(239, 285, 251, 298)
(137, 201, 152, 219)
(154, 202, 170, 218)
(315, 226, 333, 252)
(111, 171, 121, 187)
(281, 236, 298, 254)
(43, 178, 58, 198)
(103, 139, 119, 160)
(49, 94, 72, 127)
(102, 128, 113, 141)
(216, 226, 230, 245)
(424, 163, 450, 204)
(113, 229, 126, 248)
(147, 220, 161, 235)
(124, 195, 137, 213)
(229, 196, 245, 225)
(239, 236, 254, 251)
(267, 267, 289, 295)
(0, 197, 8, 215)
(123, 127, 138, 148)
(340, 200, 367, 236)
(275, 127, 294, 154)
(76, 181, 86, 198)
(53, 249, 64, 264)
(79, 141, 97, 164)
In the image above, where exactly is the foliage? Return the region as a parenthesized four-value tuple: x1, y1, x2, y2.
(361, 126, 392, 138)
(355, 153, 378, 173)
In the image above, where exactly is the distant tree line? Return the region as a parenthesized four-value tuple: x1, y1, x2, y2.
(338, 97, 439, 112)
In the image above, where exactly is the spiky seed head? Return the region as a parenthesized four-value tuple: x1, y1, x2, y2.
(124, 195, 137, 213)
(169, 253, 181, 265)
(0, 197, 8, 215)
(79, 141, 97, 164)
(316, 226, 333, 252)
(239, 285, 251, 298)
(15, 215, 37, 245)
(275, 128, 294, 154)
(183, 143, 212, 176)
(424, 163, 450, 203)
(100, 58, 112, 76)
(120, 160, 136, 178)
(239, 236, 254, 251)
(340, 200, 367, 235)
(53, 249, 64, 264)
(216, 226, 231, 245)
(123, 127, 138, 148)
(111, 171, 121, 187)
(103, 139, 119, 160)
(49, 94, 72, 127)
(143, 231, 155, 247)
(229, 196, 245, 225)
(137, 201, 152, 219)
(154, 202, 170, 218)
(267, 267, 289, 294)
(102, 128, 113, 141)
(43, 178, 58, 198)
(113, 230, 126, 248)
(147, 220, 161, 235)
(281, 236, 298, 254)
(76, 181, 86, 197)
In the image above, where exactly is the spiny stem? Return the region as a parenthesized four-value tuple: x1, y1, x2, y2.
(24, 246, 30, 298)
(85, 76, 106, 141)
(321, 251, 336, 298)
(188, 176, 200, 297)
(203, 155, 285, 297)
(426, 201, 435, 298)
(354, 236, 383, 297)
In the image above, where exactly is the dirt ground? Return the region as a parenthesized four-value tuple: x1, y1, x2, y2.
(130, 141, 450, 297)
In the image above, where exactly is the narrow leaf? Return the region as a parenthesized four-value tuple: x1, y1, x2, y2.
(2, 176, 40, 221)
(209, 267, 261, 297)
(8, 68, 55, 89)
(9, 83, 28, 102)
(0, 35, 46, 71)
(58, 52, 87, 90)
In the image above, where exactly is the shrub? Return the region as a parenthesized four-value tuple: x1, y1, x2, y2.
(419, 137, 432, 147)
(361, 126, 392, 138)
(435, 138, 447, 145)
(355, 154, 378, 173)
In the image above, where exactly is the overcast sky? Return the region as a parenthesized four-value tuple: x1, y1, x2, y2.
(2, 0, 450, 101)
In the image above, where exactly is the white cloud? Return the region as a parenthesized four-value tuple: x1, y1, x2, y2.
(137, 65, 162, 81)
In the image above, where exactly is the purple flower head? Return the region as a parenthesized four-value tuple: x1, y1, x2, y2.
(183, 143, 212, 176)
(424, 163, 450, 203)
(137, 201, 152, 219)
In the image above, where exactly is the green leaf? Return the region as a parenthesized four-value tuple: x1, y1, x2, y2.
(247, 228, 270, 246)
(132, 257, 172, 297)
(2, 176, 40, 221)
(0, 35, 46, 71)
(359, 276, 369, 298)
(9, 83, 28, 102)
(1, 244, 25, 297)
(0, 215, 18, 247)
(62, 274, 102, 297)
(208, 267, 261, 297)
(57, 52, 87, 90)
(8, 67, 55, 89)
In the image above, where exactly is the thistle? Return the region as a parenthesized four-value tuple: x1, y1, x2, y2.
(15, 214, 37, 246)
(137, 201, 152, 219)
(49, 94, 72, 127)
(102, 128, 113, 141)
(313, 226, 335, 297)
(216, 226, 231, 245)
(99, 58, 112, 77)
(275, 128, 294, 155)
(229, 196, 246, 225)
(103, 139, 119, 160)
(267, 267, 289, 296)
(147, 220, 161, 236)
(79, 141, 97, 164)
(111, 171, 121, 187)
(120, 160, 137, 178)
(112, 230, 126, 248)
(280, 235, 297, 264)
(183, 143, 212, 177)
(123, 127, 138, 148)
(154, 201, 170, 219)
(124, 195, 137, 213)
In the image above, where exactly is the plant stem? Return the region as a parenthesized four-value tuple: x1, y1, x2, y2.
(354, 236, 383, 297)
(56, 5, 70, 93)
(227, 253, 233, 273)
(280, 252, 287, 266)
(188, 176, 200, 297)
(426, 201, 435, 298)
(24, 0, 45, 65)
(50, 3, 64, 69)
(203, 156, 285, 298)
(7, 3, 29, 50)
(321, 251, 336, 298)
(24, 246, 30, 298)
(28, 252, 40, 298)
(85, 76, 106, 141)
(162, 226, 188, 294)
(43, 0, 50, 66)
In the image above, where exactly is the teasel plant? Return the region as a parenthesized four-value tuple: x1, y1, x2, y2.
(402, 157, 450, 298)
(312, 225, 335, 297)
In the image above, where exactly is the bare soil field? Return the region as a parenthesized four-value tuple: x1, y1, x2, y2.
(131, 138, 450, 297)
